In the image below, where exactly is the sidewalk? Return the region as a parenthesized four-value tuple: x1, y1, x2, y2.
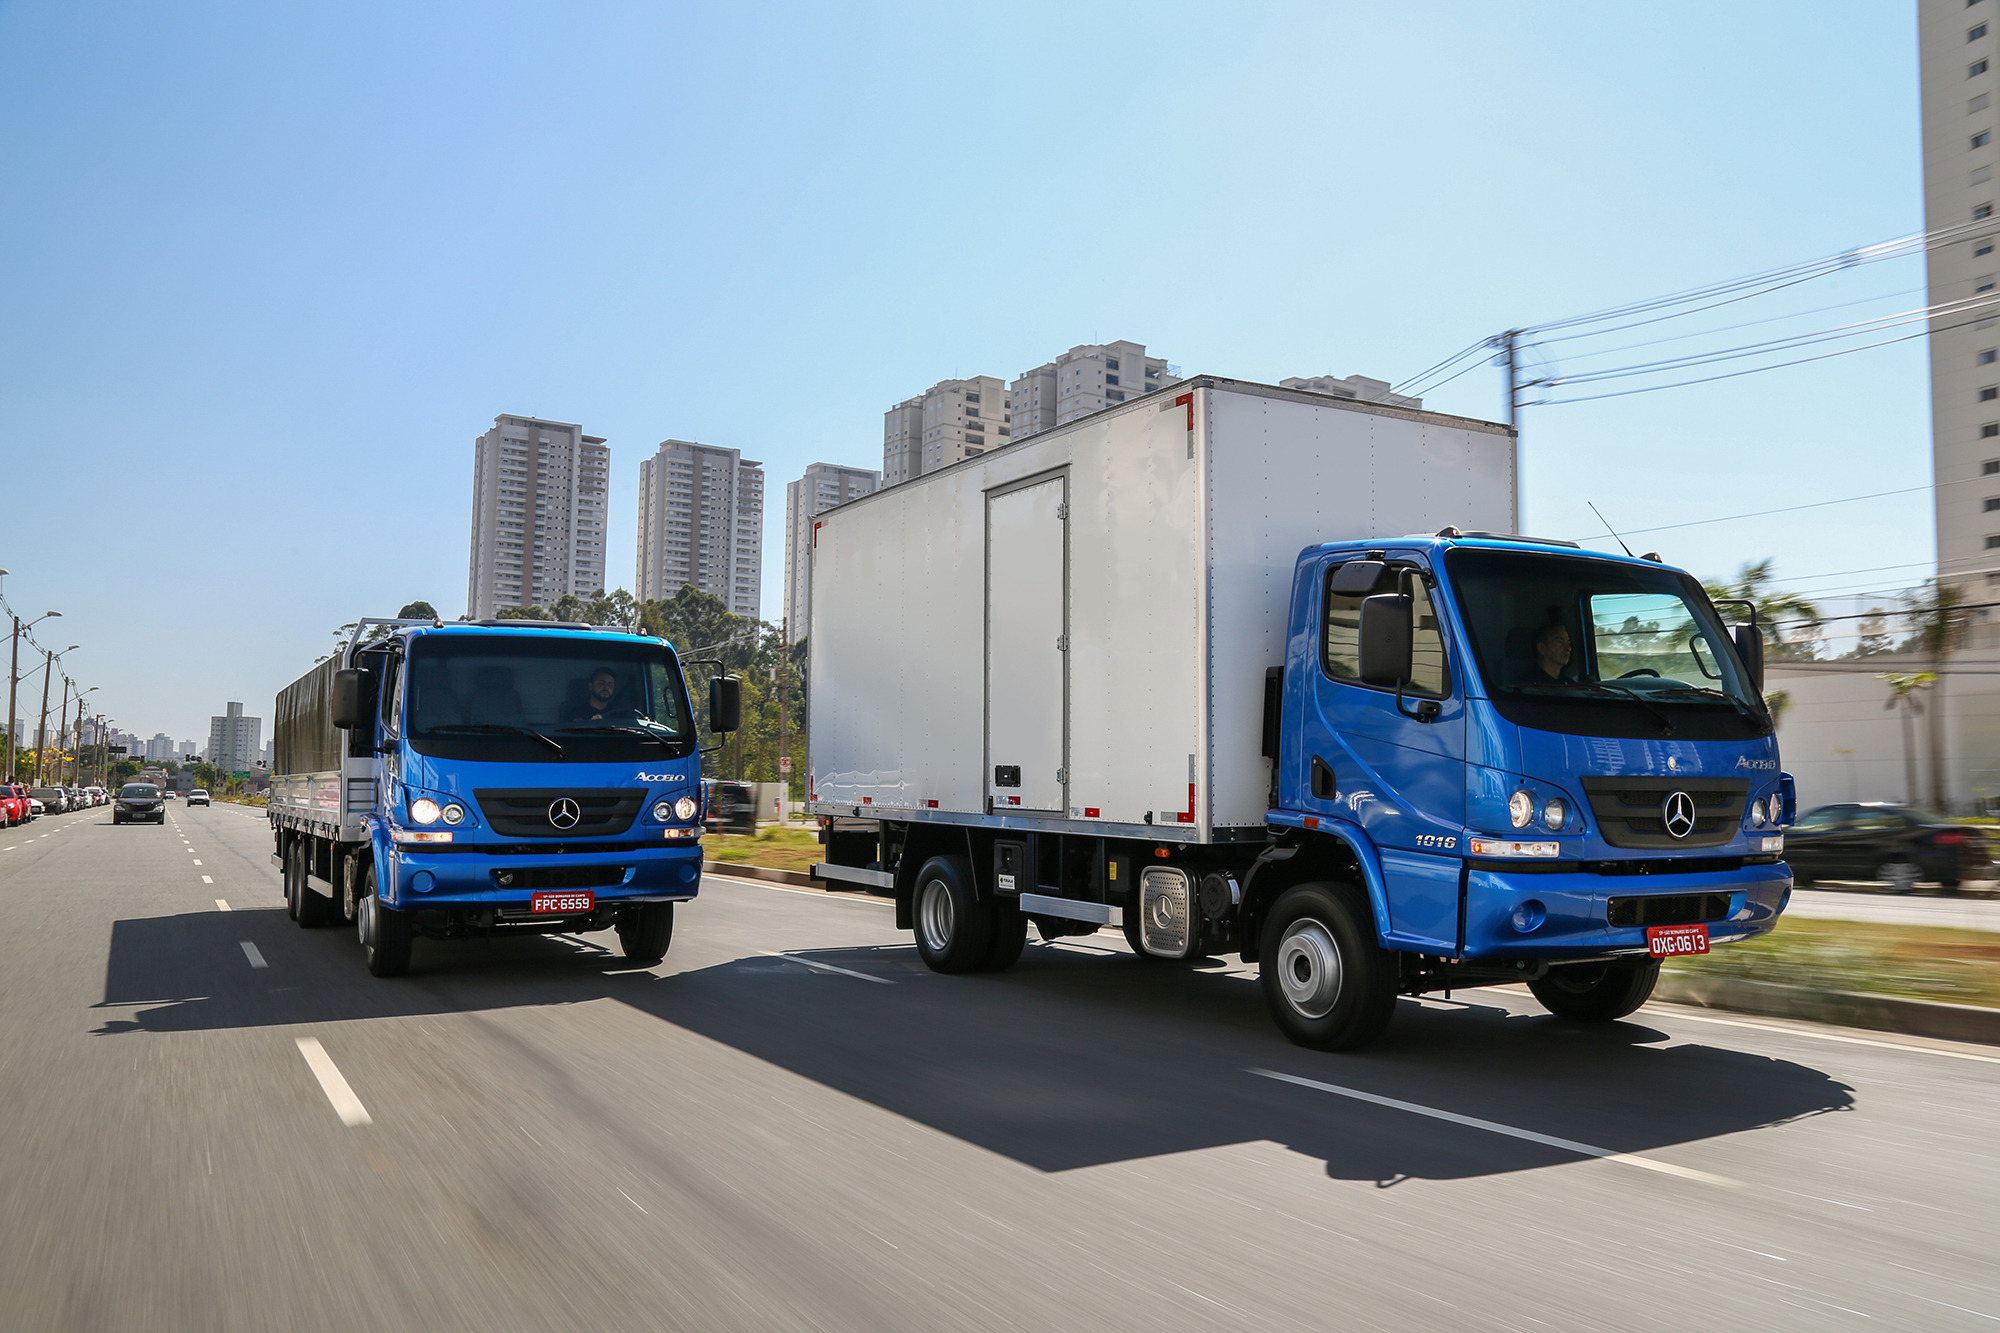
(1784, 887, 2000, 933)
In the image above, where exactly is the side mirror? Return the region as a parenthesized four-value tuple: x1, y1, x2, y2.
(1358, 595, 1413, 686)
(1733, 624, 1765, 694)
(709, 676, 742, 733)
(331, 669, 366, 729)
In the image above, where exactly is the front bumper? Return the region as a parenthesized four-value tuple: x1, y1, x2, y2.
(381, 839, 705, 910)
(1460, 859, 1791, 960)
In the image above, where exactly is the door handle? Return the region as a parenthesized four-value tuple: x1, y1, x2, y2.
(1311, 756, 1337, 800)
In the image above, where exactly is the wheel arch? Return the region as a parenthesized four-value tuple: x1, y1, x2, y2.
(1239, 824, 1386, 963)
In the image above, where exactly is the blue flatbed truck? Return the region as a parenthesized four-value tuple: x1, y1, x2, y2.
(269, 617, 739, 976)
(807, 376, 1793, 1049)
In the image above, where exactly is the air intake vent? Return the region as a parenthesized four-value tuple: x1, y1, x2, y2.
(472, 789, 643, 838)
(1607, 893, 1733, 927)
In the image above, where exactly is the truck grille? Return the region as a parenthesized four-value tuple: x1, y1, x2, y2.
(1607, 893, 1733, 927)
(472, 789, 644, 838)
(1580, 776, 1749, 850)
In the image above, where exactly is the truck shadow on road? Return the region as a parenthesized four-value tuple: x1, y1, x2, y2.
(96, 910, 1856, 1184)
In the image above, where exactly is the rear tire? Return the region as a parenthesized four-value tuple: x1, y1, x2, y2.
(980, 899, 1028, 972)
(358, 866, 412, 977)
(617, 902, 675, 963)
(911, 856, 993, 974)
(1527, 959, 1660, 1021)
(289, 841, 336, 927)
(1257, 882, 1399, 1051)
(283, 840, 303, 921)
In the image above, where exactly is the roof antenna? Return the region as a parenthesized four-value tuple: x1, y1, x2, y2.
(1587, 501, 1636, 558)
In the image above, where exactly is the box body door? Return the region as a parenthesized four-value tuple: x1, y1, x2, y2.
(987, 474, 1068, 813)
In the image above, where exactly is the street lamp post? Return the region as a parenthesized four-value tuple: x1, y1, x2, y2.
(5, 610, 60, 784)
(33, 645, 78, 784)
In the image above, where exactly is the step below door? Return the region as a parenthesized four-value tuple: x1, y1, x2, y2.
(986, 474, 1067, 814)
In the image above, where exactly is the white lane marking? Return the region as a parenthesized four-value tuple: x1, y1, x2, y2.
(2, 846, 13, 851)
(295, 1038, 371, 1126)
(1640, 1004, 2000, 1067)
(1248, 1068, 1739, 1188)
(240, 941, 267, 968)
(618, 1188, 649, 1214)
(215, 899, 231, 911)
(758, 950, 896, 984)
(192, 860, 202, 866)
(201, 875, 213, 884)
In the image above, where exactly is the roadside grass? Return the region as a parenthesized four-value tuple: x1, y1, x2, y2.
(1665, 916, 2000, 1008)
(703, 825, 821, 874)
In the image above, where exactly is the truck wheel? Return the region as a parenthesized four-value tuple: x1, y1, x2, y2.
(981, 900, 1027, 972)
(912, 856, 993, 974)
(283, 840, 303, 921)
(1257, 882, 1398, 1051)
(617, 903, 674, 964)
(1527, 959, 1660, 1021)
(358, 867, 412, 977)
(290, 841, 336, 928)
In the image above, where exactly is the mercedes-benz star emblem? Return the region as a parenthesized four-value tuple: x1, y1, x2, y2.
(1661, 791, 1696, 840)
(547, 797, 581, 830)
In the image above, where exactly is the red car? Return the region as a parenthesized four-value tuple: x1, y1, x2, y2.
(0, 783, 30, 827)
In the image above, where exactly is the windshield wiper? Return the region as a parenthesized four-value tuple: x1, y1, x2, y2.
(1651, 683, 1765, 725)
(417, 723, 564, 756)
(552, 723, 680, 745)
(1593, 683, 1676, 736)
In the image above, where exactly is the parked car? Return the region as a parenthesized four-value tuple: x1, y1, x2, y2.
(1784, 802, 1995, 892)
(113, 783, 166, 825)
(0, 783, 27, 826)
(704, 779, 757, 834)
(186, 789, 210, 807)
(29, 787, 68, 815)
(87, 787, 105, 807)
(27, 797, 44, 819)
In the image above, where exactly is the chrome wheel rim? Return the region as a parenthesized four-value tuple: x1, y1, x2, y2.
(358, 894, 371, 948)
(1275, 919, 1343, 1019)
(1879, 862, 1919, 891)
(918, 877, 954, 954)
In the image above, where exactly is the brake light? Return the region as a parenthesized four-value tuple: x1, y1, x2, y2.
(1934, 831, 1967, 845)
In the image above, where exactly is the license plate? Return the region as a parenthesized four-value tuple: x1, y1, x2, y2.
(1646, 923, 1709, 957)
(531, 890, 595, 914)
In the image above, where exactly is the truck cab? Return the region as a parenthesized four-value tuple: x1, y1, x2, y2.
(1249, 531, 1789, 1042)
(271, 619, 739, 976)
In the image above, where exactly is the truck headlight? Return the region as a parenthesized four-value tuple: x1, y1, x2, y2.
(675, 796, 699, 821)
(653, 801, 674, 822)
(1509, 791, 1534, 829)
(409, 797, 442, 825)
(441, 803, 464, 825)
(1767, 794, 1784, 826)
(1748, 800, 1766, 828)
(1543, 797, 1567, 830)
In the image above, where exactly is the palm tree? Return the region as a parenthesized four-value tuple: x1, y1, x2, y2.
(1702, 559, 1822, 661)
(1877, 671, 1934, 808)
(1898, 579, 1969, 812)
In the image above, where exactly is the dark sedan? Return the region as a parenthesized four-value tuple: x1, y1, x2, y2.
(113, 783, 167, 825)
(704, 780, 758, 835)
(1784, 802, 1995, 892)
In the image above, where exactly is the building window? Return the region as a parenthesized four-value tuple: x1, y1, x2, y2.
(1987, 460, 2000, 474)
(1988, 535, 2000, 548)
(1107, 390, 1126, 402)
(1978, 23, 1992, 38)
(1106, 374, 1120, 385)
(1982, 349, 1998, 364)
(1980, 132, 1994, 148)
(965, 392, 980, 403)
(1986, 424, 2000, 436)
(1105, 359, 1120, 371)
(1985, 387, 1999, 400)
(1981, 204, 1996, 219)
(1977, 60, 1992, 76)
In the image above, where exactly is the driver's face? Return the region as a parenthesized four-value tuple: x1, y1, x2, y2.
(1538, 627, 1571, 672)
(589, 672, 616, 705)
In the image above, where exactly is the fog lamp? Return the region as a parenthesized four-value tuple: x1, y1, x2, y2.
(441, 803, 464, 825)
(653, 801, 674, 822)
(1543, 797, 1567, 830)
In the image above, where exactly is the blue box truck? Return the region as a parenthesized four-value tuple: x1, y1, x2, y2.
(270, 617, 739, 975)
(807, 377, 1791, 1049)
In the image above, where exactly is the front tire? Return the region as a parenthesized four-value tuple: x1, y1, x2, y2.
(358, 865, 412, 976)
(1527, 959, 1660, 1021)
(1257, 881, 1399, 1051)
(911, 856, 993, 974)
(617, 902, 674, 963)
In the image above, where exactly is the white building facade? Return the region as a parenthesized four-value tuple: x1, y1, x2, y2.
(783, 462, 880, 643)
(206, 703, 261, 773)
(636, 440, 764, 618)
(465, 415, 611, 620)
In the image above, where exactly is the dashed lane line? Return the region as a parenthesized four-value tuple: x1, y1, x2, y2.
(192, 859, 202, 865)
(295, 1038, 371, 1126)
(201, 875, 213, 884)
(1248, 1067, 1740, 1188)
(215, 899, 231, 911)
(758, 950, 897, 984)
(240, 941, 267, 969)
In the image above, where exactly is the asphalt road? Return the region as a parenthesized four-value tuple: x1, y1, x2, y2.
(3, 805, 1998, 1332)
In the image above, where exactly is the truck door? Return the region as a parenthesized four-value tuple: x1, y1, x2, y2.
(1301, 554, 1467, 951)
(986, 473, 1068, 815)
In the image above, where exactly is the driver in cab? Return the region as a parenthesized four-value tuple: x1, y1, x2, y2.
(1524, 616, 1579, 685)
(569, 667, 624, 722)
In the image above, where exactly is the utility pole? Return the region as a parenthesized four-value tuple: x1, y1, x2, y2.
(1499, 329, 1522, 523)
(5, 617, 17, 784)
(33, 651, 53, 784)
(50, 676, 70, 786)
(777, 618, 790, 826)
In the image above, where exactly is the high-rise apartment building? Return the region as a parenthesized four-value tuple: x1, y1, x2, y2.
(783, 462, 880, 643)
(466, 415, 610, 619)
(636, 440, 765, 618)
(207, 702, 262, 773)
(1011, 342, 1178, 442)
(1279, 373, 1424, 409)
(145, 734, 174, 762)
(882, 377, 1008, 485)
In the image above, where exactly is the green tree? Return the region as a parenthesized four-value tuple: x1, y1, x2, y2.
(397, 601, 438, 620)
(1703, 559, 1822, 661)
(1878, 671, 1935, 809)
(109, 758, 140, 784)
(496, 605, 549, 621)
(1898, 579, 1969, 811)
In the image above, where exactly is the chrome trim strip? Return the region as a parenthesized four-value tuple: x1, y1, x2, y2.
(1018, 892, 1121, 928)
(811, 862, 895, 889)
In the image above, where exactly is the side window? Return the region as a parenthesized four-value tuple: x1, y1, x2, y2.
(1791, 807, 1847, 832)
(379, 656, 404, 735)
(1322, 561, 1450, 697)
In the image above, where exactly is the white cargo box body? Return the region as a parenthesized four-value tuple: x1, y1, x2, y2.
(808, 377, 1515, 842)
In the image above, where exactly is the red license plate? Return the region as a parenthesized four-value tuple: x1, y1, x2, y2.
(1646, 923, 1709, 958)
(531, 891, 595, 914)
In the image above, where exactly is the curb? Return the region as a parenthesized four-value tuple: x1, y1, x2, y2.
(702, 860, 817, 888)
(1655, 972, 2000, 1047)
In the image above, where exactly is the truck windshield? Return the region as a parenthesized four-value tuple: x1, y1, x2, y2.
(1445, 547, 1770, 741)
(404, 636, 695, 763)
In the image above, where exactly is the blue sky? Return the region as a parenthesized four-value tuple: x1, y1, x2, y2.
(0, 1, 1926, 742)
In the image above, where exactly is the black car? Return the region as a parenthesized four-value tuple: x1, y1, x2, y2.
(113, 782, 167, 825)
(1783, 802, 1994, 892)
(704, 780, 757, 835)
